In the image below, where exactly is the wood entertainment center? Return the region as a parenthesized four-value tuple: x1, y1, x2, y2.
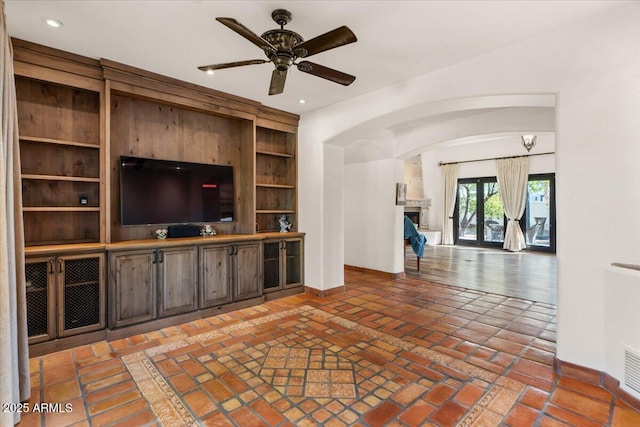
(13, 39, 304, 356)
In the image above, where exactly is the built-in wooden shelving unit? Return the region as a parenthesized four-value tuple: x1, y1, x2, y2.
(12, 38, 302, 355)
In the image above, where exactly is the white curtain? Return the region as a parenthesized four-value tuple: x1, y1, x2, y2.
(496, 157, 529, 252)
(0, 2, 30, 425)
(441, 164, 458, 245)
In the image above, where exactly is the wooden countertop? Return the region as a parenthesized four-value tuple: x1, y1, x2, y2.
(25, 232, 305, 255)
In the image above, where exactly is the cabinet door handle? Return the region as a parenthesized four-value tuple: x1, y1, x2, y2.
(57, 258, 64, 274)
(282, 241, 287, 251)
(234, 244, 239, 255)
(158, 250, 164, 264)
(48, 259, 55, 275)
(152, 249, 158, 264)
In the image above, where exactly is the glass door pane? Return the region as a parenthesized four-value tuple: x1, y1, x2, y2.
(483, 182, 505, 243)
(285, 240, 302, 286)
(526, 178, 552, 248)
(263, 241, 281, 291)
(457, 182, 478, 242)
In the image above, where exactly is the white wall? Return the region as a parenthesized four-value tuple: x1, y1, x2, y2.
(344, 159, 404, 272)
(298, 3, 640, 375)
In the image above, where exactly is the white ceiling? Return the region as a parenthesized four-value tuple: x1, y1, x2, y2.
(4, 1, 627, 115)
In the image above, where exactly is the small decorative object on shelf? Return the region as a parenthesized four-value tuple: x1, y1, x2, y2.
(278, 215, 292, 233)
(201, 224, 216, 237)
(155, 228, 168, 239)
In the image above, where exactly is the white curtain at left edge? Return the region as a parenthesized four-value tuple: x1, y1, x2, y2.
(0, 1, 31, 425)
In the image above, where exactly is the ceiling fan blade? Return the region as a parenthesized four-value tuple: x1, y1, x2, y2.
(216, 17, 276, 53)
(294, 26, 357, 58)
(269, 69, 287, 95)
(198, 59, 268, 72)
(296, 61, 355, 86)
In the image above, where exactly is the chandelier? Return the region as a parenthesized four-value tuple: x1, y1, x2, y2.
(521, 135, 537, 152)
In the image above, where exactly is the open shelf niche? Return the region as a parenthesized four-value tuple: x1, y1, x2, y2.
(255, 125, 297, 233)
(16, 76, 103, 246)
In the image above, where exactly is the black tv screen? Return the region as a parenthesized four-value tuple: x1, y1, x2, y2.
(120, 156, 234, 226)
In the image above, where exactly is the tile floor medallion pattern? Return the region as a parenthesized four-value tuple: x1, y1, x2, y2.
(121, 306, 525, 426)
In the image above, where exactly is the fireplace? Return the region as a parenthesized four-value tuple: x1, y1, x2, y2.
(404, 199, 431, 230)
(405, 211, 420, 225)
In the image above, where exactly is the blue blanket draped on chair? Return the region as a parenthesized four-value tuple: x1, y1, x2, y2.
(404, 215, 426, 258)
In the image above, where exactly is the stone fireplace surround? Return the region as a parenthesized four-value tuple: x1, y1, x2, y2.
(404, 198, 431, 230)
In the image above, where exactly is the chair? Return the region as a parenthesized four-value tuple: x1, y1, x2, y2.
(405, 238, 420, 271)
(404, 216, 426, 272)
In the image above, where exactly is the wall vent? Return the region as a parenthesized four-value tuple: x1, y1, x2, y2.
(624, 347, 640, 394)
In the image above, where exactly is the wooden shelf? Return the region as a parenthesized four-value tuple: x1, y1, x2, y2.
(19, 135, 99, 149)
(256, 150, 295, 158)
(23, 207, 101, 212)
(256, 210, 295, 214)
(256, 183, 296, 189)
(22, 174, 100, 183)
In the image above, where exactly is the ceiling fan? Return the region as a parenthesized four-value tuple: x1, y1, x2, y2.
(198, 9, 357, 95)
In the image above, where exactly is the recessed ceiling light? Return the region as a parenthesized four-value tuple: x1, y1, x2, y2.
(298, 99, 306, 104)
(206, 69, 214, 76)
(45, 18, 63, 28)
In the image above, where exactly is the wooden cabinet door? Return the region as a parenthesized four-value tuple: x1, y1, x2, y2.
(58, 253, 105, 337)
(234, 241, 262, 301)
(283, 238, 304, 288)
(25, 257, 56, 344)
(262, 240, 282, 292)
(200, 244, 233, 308)
(109, 250, 156, 328)
(158, 246, 198, 317)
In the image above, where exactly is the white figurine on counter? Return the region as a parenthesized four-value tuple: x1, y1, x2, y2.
(278, 215, 292, 232)
(201, 224, 216, 236)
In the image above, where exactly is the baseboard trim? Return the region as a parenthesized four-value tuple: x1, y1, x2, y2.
(304, 285, 345, 297)
(554, 357, 640, 412)
(344, 264, 405, 279)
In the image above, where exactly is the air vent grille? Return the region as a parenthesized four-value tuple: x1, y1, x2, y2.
(624, 348, 640, 394)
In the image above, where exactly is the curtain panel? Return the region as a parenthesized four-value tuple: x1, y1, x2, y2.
(496, 157, 529, 251)
(0, 1, 30, 425)
(441, 164, 458, 245)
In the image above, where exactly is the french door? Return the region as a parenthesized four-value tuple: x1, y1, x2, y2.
(454, 174, 556, 252)
(522, 174, 555, 253)
(455, 178, 505, 248)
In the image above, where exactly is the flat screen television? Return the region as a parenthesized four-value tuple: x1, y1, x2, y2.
(120, 156, 234, 226)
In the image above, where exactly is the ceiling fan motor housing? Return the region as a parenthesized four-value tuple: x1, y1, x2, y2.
(261, 29, 305, 71)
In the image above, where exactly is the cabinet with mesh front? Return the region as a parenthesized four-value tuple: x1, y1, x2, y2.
(58, 254, 105, 336)
(25, 258, 56, 343)
(25, 253, 105, 344)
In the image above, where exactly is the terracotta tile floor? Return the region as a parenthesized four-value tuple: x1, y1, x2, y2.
(18, 271, 640, 426)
